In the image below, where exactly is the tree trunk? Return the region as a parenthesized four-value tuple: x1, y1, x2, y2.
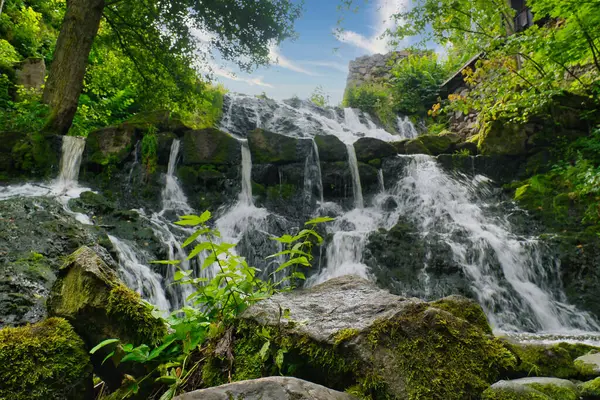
(43, 0, 105, 135)
(0, 0, 6, 17)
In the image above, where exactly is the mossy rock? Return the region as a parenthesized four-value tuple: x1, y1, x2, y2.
(575, 353, 600, 377)
(123, 110, 190, 133)
(390, 139, 410, 154)
(431, 295, 492, 334)
(0, 317, 93, 400)
(248, 129, 312, 165)
(47, 246, 166, 390)
(412, 134, 455, 155)
(504, 341, 598, 379)
(353, 137, 397, 163)
(580, 377, 600, 399)
(314, 134, 347, 161)
(9, 131, 58, 178)
(405, 138, 433, 155)
(182, 128, 241, 165)
(85, 125, 136, 167)
(478, 120, 528, 156)
(205, 276, 515, 400)
(482, 377, 580, 400)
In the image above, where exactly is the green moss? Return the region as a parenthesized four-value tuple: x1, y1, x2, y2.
(0, 317, 93, 400)
(417, 134, 454, 155)
(248, 129, 302, 164)
(10, 132, 57, 177)
(528, 383, 578, 400)
(505, 342, 597, 379)
(481, 386, 550, 400)
(580, 377, 600, 398)
(266, 183, 296, 200)
(366, 302, 516, 400)
(106, 285, 166, 346)
(334, 328, 360, 345)
(368, 158, 382, 169)
(431, 296, 493, 334)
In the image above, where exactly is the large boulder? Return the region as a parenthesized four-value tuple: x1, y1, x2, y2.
(47, 246, 166, 389)
(314, 134, 347, 162)
(504, 341, 598, 379)
(405, 134, 458, 156)
(575, 353, 600, 377)
(248, 129, 312, 165)
(85, 125, 136, 167)
(0, 317, 93, 400)
(353, 137, 397, 163)
(175, 377, 358, 400)
(478, 120, 529, 156)
(482, 377, 579, 400)
(203, 276, 515, 399)
(182, 128, 241, 165)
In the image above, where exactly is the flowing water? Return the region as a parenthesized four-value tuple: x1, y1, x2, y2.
(2, 95, 599, 340)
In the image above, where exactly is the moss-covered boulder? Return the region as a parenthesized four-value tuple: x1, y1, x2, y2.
(504, 341, 598, 379)
(85, 125, 136, 167)
(575, 353, 600, 377)
(431, 295, 492, 334)
(478, 120, 529, 156)
(204, 276, 515, 400)
(353, 137, 397, 163)
(314, 134, 347, 161)
(248, 129, 312, 165)
(182, 128, 241, 165)
(0, 317, 93, 400)
(405, 134, 457, 156)
(122, 110, 189, 134)
(482, 377, 579, 400)
(1, 131, 59, 180)
(580, 377, 600, 399)
(47, 246, 166, 389)
(390, 139, 410, 154)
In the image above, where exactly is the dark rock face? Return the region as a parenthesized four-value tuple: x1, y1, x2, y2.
(0, 132, 60, 182)
(85, 125, 136, 167)
(0, 197, 93, 326)
(182, 128, 241, 165)
(405, 134, 458, 156)
(248, 129, 313, 165)
(175, 377, 358, 400)
(314, 134, 347, 161)
(353, 137, 397, 162)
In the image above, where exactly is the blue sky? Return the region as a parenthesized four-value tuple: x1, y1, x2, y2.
(200, 0, 412, 106)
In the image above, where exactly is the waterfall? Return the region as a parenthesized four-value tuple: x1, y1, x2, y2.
(377, 169, 385, 193)
(107, 234, 170, 311)
(303, 139, 324, 205)
(57, 136, 86, 188)
(396, 116, 419, 139)
(239, 140, 254, 206)
(346, 144, 364, 209)
(384, 155, 599, 333)
(161, 139, 192, 215)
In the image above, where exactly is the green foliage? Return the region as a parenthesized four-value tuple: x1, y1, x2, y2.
(390, 53, 446, 115)
(91, 211, 333, 399)
(141, 129, 158, 175)
(511, 127, 600, 230)
(309, 85, 329, 107)
(343, 84, 396, 131)
(0, 317, 92, 400)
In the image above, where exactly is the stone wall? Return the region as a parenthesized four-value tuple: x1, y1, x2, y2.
(346, 51, 408, 87)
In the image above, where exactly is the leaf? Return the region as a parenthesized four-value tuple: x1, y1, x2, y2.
(271, 234, 295, 244)
(102, 351, 115, 365)
(174, 269, 191, 281)
(259, 340, 270, 361)
(175, 211, 211, 227)
(90, 338, 119, 354)
(187, 242, 213, 260)
(304, 216, 335, 225)
(159, 385, 177, 400)
(150, 260, 181, 265)
(182, 227, 210, 248)
(275, 348, 286, 370)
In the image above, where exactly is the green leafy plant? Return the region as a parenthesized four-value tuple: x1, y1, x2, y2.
(91, 212, 333, 399)
(309, 85, 329, 108)
(141, 128, 158, 175)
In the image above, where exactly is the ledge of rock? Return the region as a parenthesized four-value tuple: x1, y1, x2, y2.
(314, 134, 347, 162)
(353, 137, 397, 163)
(204, 275, 516, 400)
(182, 128, 241, 165)
(248, 129, 312, 164)
(175, 377, 358, 400)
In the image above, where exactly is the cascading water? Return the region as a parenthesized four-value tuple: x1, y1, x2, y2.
(161, 139, 193, 215)
(396, 115, 419, 139)
(57, 136, 86, 188)
(107, 234, 170, 311)
(303, 139, 324, 206)
(346, 144, 364, 209)
(381, 155, 600, 333)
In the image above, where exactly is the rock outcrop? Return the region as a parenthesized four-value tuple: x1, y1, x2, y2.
(482, 377, 579, 400)
(175, 377, 358, 400)
(203, 276, 515, 400)
(0, 317, 93, 400)
(47, 246, 166, 389)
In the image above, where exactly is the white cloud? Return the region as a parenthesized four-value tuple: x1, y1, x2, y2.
(269, 45, 318, 76)
(212, 66, 274, 88)
(335, 0, 410, 54)
(302, 61, 348, 73)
